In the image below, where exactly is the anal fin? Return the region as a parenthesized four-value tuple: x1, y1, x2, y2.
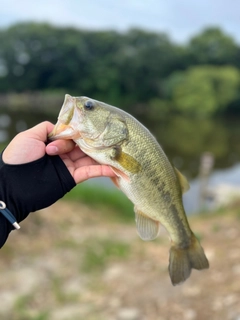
(134, 207, 160, 241)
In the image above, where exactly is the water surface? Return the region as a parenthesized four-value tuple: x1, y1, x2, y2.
(1, 108, 240, 213)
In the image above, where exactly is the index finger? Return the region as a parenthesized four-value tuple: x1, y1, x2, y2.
(73, 164, 116, 183)
(46, 139, 76, 155)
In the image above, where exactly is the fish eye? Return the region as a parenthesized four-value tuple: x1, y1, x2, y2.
(84, 100, 94, 111)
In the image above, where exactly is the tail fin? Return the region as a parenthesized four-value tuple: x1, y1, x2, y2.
(168, 233, 209, 286)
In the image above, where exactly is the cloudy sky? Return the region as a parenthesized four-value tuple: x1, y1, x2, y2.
(1, 0, 240, 43)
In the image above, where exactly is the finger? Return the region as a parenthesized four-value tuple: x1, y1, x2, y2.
(73, 165, 116, 183)
(61, 156, 98, 171)
(73, 156, 98, 167)
(64, 145, 87, 161)
(46, 139, 76, 155)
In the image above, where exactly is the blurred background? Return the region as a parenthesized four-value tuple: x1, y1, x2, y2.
(1, 1, 240, 319)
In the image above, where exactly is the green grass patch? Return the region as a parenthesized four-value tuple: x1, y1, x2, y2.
(13, 294, 50, 320)
(234, 208, 240, 220)
(81, 238, 130, 273)
(55, 238, 80, 249)
(64, 182, 134, 223)
(211, 223, 221, 233)
(51, 276, 79, 304)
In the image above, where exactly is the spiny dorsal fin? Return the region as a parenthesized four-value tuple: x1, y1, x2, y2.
(174, 167, 190, 194)
(134, 207, 160, 241)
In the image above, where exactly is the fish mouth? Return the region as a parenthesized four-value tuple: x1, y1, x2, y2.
(48, 94, 81, 141)
(48, 122, 79, 141)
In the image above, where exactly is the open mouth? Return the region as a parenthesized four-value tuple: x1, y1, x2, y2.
(48, 94, 81, 141)
(48, 122, 76, 140)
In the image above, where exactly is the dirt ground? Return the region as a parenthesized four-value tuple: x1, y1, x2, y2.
(0, 200, 240, 320)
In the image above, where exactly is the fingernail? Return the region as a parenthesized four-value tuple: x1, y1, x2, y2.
(47, 146, 58, 155)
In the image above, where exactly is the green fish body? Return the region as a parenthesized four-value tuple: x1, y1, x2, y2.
(49, 94, 209, 285)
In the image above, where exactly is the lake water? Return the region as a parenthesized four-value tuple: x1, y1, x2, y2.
(1, 108, 240, 213)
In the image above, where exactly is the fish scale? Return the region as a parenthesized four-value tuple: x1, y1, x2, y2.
(120, 116, 181, 223)
(49, 94, 209, 285)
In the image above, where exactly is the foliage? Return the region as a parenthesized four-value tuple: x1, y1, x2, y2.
(0, 23, 240, 117)
(188, 27, 239, 65)
(81, 238, 130, 273)
(14, 294, 50, 320)
(166, 65, 240, 116)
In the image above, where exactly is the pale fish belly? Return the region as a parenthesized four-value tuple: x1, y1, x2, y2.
(117, 170, 176, 221)
(117, 166, 192, 244)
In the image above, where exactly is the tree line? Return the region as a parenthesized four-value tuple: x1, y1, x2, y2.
(0, 22, 240, 118)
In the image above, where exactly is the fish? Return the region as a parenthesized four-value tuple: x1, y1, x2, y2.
(49, 94, 209, 285)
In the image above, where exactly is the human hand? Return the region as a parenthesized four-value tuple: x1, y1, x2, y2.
(3, 121, 115, 183)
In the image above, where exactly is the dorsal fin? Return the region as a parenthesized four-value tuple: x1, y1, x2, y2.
(174, 167, 190, 194)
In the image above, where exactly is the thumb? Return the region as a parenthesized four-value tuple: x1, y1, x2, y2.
(24, 121, 55, 142)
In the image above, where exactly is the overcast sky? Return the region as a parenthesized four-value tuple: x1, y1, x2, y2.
(1, 0, 240, 43)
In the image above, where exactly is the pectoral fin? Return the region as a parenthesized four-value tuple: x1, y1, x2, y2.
(110, 167, 130, 183)
(174, 167, 190, 194)
(110, 176, 120, 188)
(111, 146, 141, 174)
(134, 207, 160, 241)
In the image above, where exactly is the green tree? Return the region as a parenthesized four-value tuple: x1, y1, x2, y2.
(1, 22, 240, 117)
(0, 23, 83, 91)
(166, 65, 240, 116)
(188, 27, 238, 65)
(114, 28, 187, 107)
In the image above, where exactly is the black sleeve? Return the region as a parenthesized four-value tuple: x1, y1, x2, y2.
(0, 152, 76, 248)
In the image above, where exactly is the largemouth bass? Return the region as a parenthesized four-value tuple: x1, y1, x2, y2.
(49, 94, 209, 285)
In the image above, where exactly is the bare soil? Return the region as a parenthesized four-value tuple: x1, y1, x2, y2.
(0, 200, 240, 320)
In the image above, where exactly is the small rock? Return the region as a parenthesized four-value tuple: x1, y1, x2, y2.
(232, 264, 240, 275)
(184, 309, 197, 320)
(225, 228, 239, 239)
(51, 305, 88, 320)
(183, 286, 201, 297)
(212, 298, 223, 311)
(109, 297, 121, 308)
(205, 248, 215, 260)
(223, 294, 238, 306)
(229, 249, 240, 260)
(117, 308, 140, 320)
(227, 310, 240, 320)
(211, 271, 227, 283)
(104, 265, 124, 281)
(0, 291, 16, 312)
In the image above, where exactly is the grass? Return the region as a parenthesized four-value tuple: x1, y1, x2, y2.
(64, 182, 134, 223)
(211, 223, 221, 233)
(51, 276, 79, 304)
(13, 294, 50, 320)
(81, 238, 130, 273)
